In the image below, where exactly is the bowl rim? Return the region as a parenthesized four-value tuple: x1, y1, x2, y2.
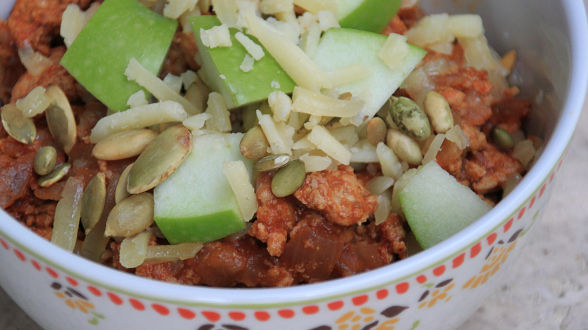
(1, 0, 587, 308)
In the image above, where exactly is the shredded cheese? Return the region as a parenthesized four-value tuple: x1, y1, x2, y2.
(200, 24, 232, 48)
(240, 54, 255, 72)
(126, 90, 149, 108)
(293, 0, 337, 14)
(268, 91, 292, 122)
(317, 10, 339, 30)
(204, 92, 232, 132)
(234, 32, 265, 60)
(244, 10, 331, 91)
(15, 86, 52, 118)
(180, 70, 198, 90)
(163, 0, 198, 19)
(422, 133, 446, 164)
(163, 73, 183, 94)
(376, 142, 403, 179)
(17, 46, 52, 76)
(222, 160, 257, 221)
(90, 101, 188, 143)
(260, 0, 294, 15)
(307, 125, 351, 164)
(292, 87, 364, 118)
(125, 58, 199, 114)
(183, 113, 211, 130)
(257, 110, 292, 154)
(299, 153, 332, 172)
(326, 64, 372, 87)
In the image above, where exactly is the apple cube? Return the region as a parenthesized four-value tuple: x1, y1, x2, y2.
(61, 0, 177, 111)
(313, 28, 426, 123)
(190, 15, 295, 109)
(338, 0, 402, 33)
(399, 162, 492, 249)
(154, 133, 254, 244)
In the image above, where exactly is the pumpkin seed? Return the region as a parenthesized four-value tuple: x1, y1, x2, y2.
(34, 146, 57, 175)
(271, 160, 306, 197)
(255, 154, 290, 172)
(240, 126, 269, 160)
(115, 163, 133, 204)
(92, 129, 157, 161)
(366, 117, 387, 146)
(386, 129, 423, 165)
(38, 163, 71, 187)
(105, 193, 154, 237)
(387, 96, 431, 140)
(81, 173, 106, 235)
(424, 91, 454, 133)
(1, 104, 36, 144)
(127, 125, 192, 194)
(45, 86, 76, 154)
(492, 127, 515, 151)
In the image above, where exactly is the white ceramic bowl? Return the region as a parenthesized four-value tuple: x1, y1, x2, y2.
(1, 1, 587, 329)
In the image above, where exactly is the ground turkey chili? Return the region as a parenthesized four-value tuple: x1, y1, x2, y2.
(0, 0, 537, 287)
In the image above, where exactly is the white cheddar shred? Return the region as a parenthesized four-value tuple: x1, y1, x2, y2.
(378, 34, 410, 71)
(200, 24, 232, 48)
(307, 125, 351, 164)
(125, 58, 199, 114)
(90, 101, 188, 143)
(292, 87, 364, 118)
(235, 32, 265, 60)
(244, 10, 331, 91)
(222, 161, 257, 222)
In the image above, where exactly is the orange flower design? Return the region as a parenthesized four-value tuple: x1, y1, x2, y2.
(335, 308, 378, 330)
(417, 280, 455, 309)
(51, 282, 104, 325)
(462, 229, 523, 290)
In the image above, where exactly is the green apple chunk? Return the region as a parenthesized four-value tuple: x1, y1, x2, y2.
(60, 0, 177, 111)
(190, 15, 295, 109)
(339, 0, 402, 33)
(399, 162, 492, 249)
(154, 133, 253, 244)
(313, 28, 426, 123)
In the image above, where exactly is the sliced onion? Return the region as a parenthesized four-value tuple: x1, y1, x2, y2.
(51, 177, 84, 252)
(422, 133, 446, 164)
(366, 176, 395, 195)
(119, 231, 152, 268)
(375, 191, 392, 225)
(144, 242, 203, 264)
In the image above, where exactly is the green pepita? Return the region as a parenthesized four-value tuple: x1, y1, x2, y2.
(105, 193, 154, 237)
(255, 154, 290, 172)
(115, 163, 133, 204)
(127, 125, 192, 194)
(34, 146, 57, 175)
(492, 127, 515, 151)
(240, 126, 269, 160)
(366, 117, 387, 146)
(271, 160, 306, 197)
(80, 173, 107, 235)
(1, 104, 36, 144)
(38, 163, 71, 188)
(424, 91, 454, 133)
(45, 86, 76, 154)
(92, 129, 157, 161)
(387, 96, 432, 140)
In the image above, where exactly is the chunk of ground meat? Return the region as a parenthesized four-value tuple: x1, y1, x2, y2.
(384, 15, 408, 35)
(280, 211, 347, 282)
(0, 137, 36, 208)
(397, 6, 425, 28)
(294, 165, 377, 226)
(6, 197, 56, 240)
(135, 236, 293, 287)
(434, 67, 494, 126)
(491, 96, 531, 133)
(0, 21, 25, 104)
(436, 139, 467, 184)
(378, 213, 408, 259)
(10, 47, 81, 103)
(467, 145, 524, 194)
(160, 31, 199, 77)
(7, 0, 92, 55)
(249, 172, 298, 257)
